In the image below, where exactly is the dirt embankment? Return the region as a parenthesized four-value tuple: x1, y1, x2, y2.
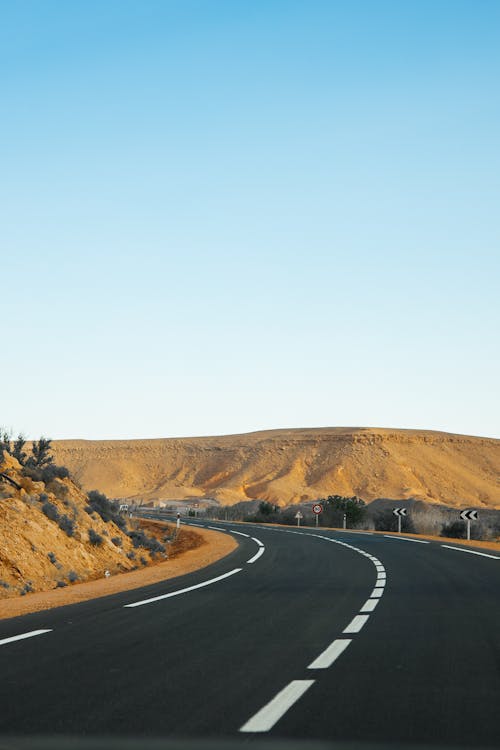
(0, 452, 236, 613)
(51, 427, 500, 508)
(0, 521, 236, 620)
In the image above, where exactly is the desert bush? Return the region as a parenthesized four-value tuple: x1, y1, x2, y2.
(47, 552, 57, 565)
(20, 582, 34, 595)
(111, 536, 122, 547)
(39, 492, 49, 503)
(140, 556, 148, 566)
(88, 528, 104, 546)
(42, 501, 60, 523)
(58, 514, 75, 537)
(126, 551, 136, 560)
(0, 580, 10, 589)
(87, 489, 126, 530)
(128, 529, 166, 554)
(56, 580, 67, 588)
(67, 570, 79, 583)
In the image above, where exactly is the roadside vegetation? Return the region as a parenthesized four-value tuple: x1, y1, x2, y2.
(207, 493, 500, 542)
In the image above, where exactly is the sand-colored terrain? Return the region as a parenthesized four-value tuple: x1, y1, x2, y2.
(52, 427, 500, 508)
(0, 452, 233, 610)
(0, 523, 236, 620)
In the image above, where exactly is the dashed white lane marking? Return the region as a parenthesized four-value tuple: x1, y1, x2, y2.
(383, 535, 429, 544)
(0, 629, 52, 646)
(441, 545, 500, 560)
(360, 598, 379, 613)
(370, 587, 384, 598)
(251, 537, 264, 547)
(239, 680, 316, 733)
(343, 614, 370, 634)
(124, 568, 242, 608)
(230, 530, 250, 538)
(247, 546, 265, 564)
(308, 638, 352, 669)
(207, 526, 225, 531)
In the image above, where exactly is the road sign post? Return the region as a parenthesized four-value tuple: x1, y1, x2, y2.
(312, 504, 323, 527)
(295, 511, 303, 527)
(176, 512, 181, 531)
(393, 507, 407, 533)
(343, 513, 346, 530)
(460, 509, 478, 540)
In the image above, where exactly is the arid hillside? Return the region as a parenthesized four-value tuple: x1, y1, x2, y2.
(52, 427, 500, 509)
(0, 451, 168, 599)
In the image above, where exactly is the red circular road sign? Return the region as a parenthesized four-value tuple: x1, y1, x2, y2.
(312, 504, 323, 515)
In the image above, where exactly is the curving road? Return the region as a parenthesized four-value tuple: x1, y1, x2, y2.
(0, 516, 499, 747)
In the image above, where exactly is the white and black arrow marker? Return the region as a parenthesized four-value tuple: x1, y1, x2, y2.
(393, 507, 407, 533)
(460, 510, 478, 521)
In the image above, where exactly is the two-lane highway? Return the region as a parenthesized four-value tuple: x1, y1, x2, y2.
(1, 517, 499, 746)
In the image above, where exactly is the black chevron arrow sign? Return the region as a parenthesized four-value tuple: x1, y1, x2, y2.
(460, 509, 478, 521)
(393, 508, 407, 517)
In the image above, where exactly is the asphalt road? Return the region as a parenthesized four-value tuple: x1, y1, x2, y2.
(0, 516, 499, 748)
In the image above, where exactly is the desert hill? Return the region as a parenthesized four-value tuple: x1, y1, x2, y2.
(0, 451, 165, 598)
(52, 427, 500, 509)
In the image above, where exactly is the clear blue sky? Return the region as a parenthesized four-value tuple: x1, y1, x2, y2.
(1, 1, 499, 440)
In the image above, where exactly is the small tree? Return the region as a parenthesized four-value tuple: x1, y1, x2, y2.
(12, 435, 27, 465)
(26, 437, 54, 469)
(320, 495, 367, 527)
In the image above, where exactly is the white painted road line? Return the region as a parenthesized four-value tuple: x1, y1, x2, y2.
(240, 680, 315, 733)
(230, 530, 250, 538)
(383, 535, 430, 544)
(251, 537, 264, 547)
(247, 546, 265, 564)
(376, 578, 386, 587)
(308, 638, 352, 669)
(360, 598, 379, 613)
(343, 614, 370, 634)
(370, 587, 384, 598)
(0, 629, 52, 647)
(124, 568, 242, 608)
(441, 545, 500, 560)
(207, 526, 225, 531)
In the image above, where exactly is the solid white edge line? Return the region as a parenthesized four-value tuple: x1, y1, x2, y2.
(441, 545, 500, 560)
(124, 568, 242, 607)
(308, 638, 352, 669)
(360, 598, 379, 612)
(239, 680, 315, 732)
(343, 614, 370, 633)
(247, 546, 265, 564)
(0, 629, 52, 646)
(251, 537, 264, 547)
(383, 535, 429, 544)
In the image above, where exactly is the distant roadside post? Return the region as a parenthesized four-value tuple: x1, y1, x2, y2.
(460, 509, 478, 541)
(176, 512, 181, 531)
(343, 513, 346, 530)
(393, 507, 407, 533)
(295, 511, 303, 527)
(312, 504, 323, 527)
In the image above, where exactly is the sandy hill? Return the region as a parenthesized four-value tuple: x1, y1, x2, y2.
(52, 427, 500, 509)
(0, 451, 165, 599)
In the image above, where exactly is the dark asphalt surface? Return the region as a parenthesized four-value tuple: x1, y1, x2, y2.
(0, 516, 499, 748)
